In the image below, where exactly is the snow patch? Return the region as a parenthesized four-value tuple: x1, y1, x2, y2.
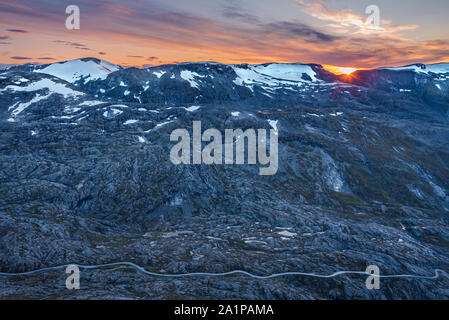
(180, 70, 200, 88)
(184, 105, 201, 112)
(103, 108, 123, 117)
(10, 93, 52, 116)
(124, 119, 138, 125)
(307, 113, 323, 118)
(145, 120, 174, 132)
(231, 63, 318, 89)
(277, 230, 297, 237)
(252, 63, 318, 82)
(1, 78, 84, 98)
(153, 71, 166, 78)
(329, 112, 343, 117)
(79, 100, 104, 106)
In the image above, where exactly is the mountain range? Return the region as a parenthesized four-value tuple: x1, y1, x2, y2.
(5, 58, 449, 109)
(0, 57, 448, 299)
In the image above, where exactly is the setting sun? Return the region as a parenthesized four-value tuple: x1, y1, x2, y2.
(323, 65, 359, 75)
(340, 67, 357, 75)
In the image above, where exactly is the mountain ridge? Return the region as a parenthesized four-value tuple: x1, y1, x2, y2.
(7, 56, 449, 72)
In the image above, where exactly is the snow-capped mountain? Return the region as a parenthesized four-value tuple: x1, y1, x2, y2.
(6, 57, 449, 104)
(2, 58, 449, 121)
(33, 57, 121, 84)
(346, 63, 449, 87)
(380, 63, 449, 74)
(339, 63, 449, 113)
(92, 61, 345, 105)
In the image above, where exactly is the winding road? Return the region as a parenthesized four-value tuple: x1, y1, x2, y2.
(1, 261, 448, 281)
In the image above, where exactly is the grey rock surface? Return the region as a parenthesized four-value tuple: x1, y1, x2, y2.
(0, 59, 448, 299)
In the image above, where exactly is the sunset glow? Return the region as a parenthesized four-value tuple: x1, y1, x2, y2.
(323, 65, 359, 75)
(1, 0, 449, 68)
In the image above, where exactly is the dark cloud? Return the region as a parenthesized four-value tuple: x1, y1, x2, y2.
(52, 41, 87, 47)
(10, 56, 31, 59)
(98, 52, 106, 55)
(222, 6, 261, 24)
(0, 1, 339, 64)
(261, 21, 339, 43)
(6, 29, 28, 33)
(53, 41, 79, 46)
(0, 0, 58, 21)
(53, 40, 90, 51)
(425, 39, 449, 46)
(0, 42, 11, 45)
(0, 35, 10, 40)
(37, 57, 56, 60)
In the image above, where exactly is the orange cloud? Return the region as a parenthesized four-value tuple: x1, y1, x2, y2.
(0, 0, 447, 68)
(296, 0, 419, 37)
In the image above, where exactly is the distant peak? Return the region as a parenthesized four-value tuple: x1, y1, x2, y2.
(79, 57, 102, 63)
(33, 57, 121, 83)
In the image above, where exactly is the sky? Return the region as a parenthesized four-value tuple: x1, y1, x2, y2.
(1, 0, 448, 71)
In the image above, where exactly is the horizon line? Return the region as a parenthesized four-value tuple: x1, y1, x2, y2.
(2, 56, 449, 72)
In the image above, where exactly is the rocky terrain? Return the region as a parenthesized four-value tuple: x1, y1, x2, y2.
(0, 58, 448, 299)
